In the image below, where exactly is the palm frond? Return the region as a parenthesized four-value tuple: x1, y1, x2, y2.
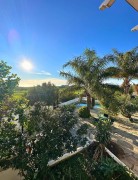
(101, 67, 122, 79)
(60, 85, 83, 94)
(102, 83, 122, 92)
(60, 71, 84, 86)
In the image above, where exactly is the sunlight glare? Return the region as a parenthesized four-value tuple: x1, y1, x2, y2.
(20, 59, 33, 71)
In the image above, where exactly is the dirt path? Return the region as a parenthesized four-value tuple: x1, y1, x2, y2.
(79, 108, 138, 176)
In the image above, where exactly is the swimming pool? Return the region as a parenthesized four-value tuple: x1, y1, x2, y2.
(76, 103, 101, 109)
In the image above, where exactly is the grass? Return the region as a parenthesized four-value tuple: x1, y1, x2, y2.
(13, 90, 28, 99)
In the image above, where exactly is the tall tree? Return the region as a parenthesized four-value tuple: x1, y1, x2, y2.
(60, 49, 105, 110)
(0, 102, 88, 180)
(0, 62, 88, 179)
(0, 60, 20, 101)
(103, 47, 138, 94)
(58, 85, 78, 103)
(0, 61, 20, 120)
(27, 82, 58, 107)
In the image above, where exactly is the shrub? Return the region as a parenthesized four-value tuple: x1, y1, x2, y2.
(48, 153, 135, 180)
(95, 117, 112, 145)
(0, 102, 89, 180)
(77, 124, 89, 136)
(91, 158, 135, 180)
(78, 106, 91, 118)
(59, 91, 77, 103)
(60, 104, 76, 113)
(27, 82, 58, 106)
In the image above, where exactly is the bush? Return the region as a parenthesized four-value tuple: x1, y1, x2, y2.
(78, 106, 91, 118)
(59, 91, 77, 103)
(91, 158, 135, 180)
(95, 117, 112, 145)
(60, 104, 76, 113)
(0, 101, 89, 180)
(47, 153, 135, 180)
(77, 124, 89, 136)
(48, 153, 89, 180)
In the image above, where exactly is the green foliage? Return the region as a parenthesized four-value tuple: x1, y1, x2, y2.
(95, 117, 112, 145)
(14, 97, 29, 132)
(77, 124, 89, 136)
(47, 153, 89, 180)
(100, 88, 138, 120)
(13, 90, 27, 100)
(78, 106, 91, 118)
(0, 101, 88, 179)
(60, 49, 105, 109)
(1, 54, 137, 180)
(100, 89, 134, 118)
(129, 85, 134, 95)
(45, 149, 136, 180)
(115, 93, 138, 120)
(121, 102, 138, 118)
(0, 62, 88, 179)
(0, 61, 20, 121)
(103, 47, 138, 94)
(60, 104, 76, 113)
(27, 82, 58, 106)
(59, 92, 77, 102)
(0, 61, 20, 101)
(97, 84, 121, 116)
(91, 158, 135, 180)
(0, 62, 26, 172)
(44, 151, 135, 180)
(0, 120, 18, 167)
(99, 47, 138, 116)
(59, 88, 77, 102)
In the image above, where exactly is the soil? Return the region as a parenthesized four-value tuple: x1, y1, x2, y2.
(107, 141, 125, 158)
(86, 141, 125, 159)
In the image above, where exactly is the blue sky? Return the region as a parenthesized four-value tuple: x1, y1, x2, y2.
(0, 0, 138, 86)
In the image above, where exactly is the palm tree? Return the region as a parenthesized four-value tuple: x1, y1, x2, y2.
(60, 49, 105, 110)
(103, 47, 138, 94)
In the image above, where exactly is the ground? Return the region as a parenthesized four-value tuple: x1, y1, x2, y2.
(112, 113, 138, 176)
(77, 108, 138, 176)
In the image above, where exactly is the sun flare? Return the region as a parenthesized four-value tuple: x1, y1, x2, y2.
(20, 59, 33, 71)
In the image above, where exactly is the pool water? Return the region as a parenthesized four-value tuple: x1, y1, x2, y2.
(76, 103, 87, 108)
(76, 103, 101, 109)
(94, 104, 101, 109)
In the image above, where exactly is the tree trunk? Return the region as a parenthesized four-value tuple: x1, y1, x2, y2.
(86, 93, 92, 110)
(122, 78, 130, 94)
(133, 84, 138, 95)
(79, 94, 83, 102)
(91, 97, 95, 107)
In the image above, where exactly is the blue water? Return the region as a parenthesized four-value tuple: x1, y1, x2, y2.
(94, 104, 101, 109)
(76, 103, 101, 109)
(76, 103, 87, 108)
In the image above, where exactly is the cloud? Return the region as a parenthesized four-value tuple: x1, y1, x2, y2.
(33, 70, 52, 76)
(19, 78, 67, 87)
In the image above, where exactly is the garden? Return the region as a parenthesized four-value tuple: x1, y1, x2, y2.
(0, 47, 138, 179)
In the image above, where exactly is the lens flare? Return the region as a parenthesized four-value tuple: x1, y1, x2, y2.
(20, 59, 33, 71)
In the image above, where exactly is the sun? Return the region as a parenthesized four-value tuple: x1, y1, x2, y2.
(20, 59, 33, 71)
